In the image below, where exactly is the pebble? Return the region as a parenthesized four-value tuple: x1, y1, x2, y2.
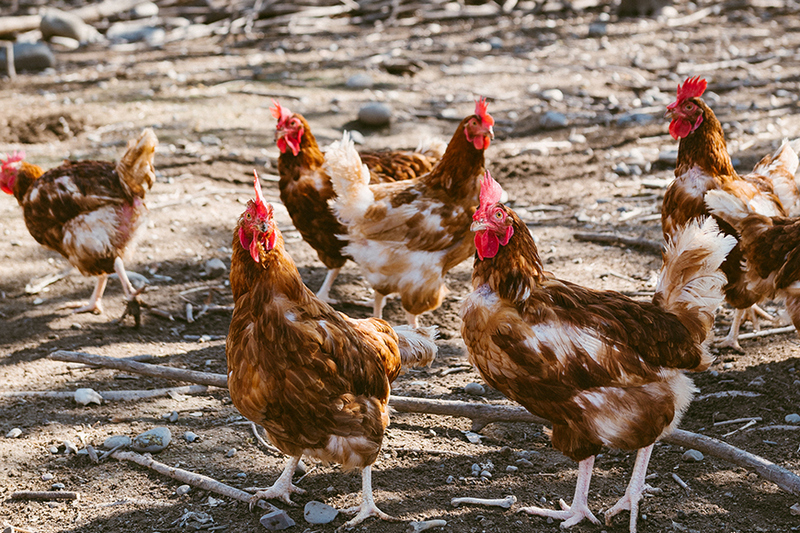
(49, 446, 59, 454)
(682, 449, 704, 463)
(42, 473, 54, 481)
(463, 431, 483, 444)
(489, 37, 503, 49)
(516, 458, 533, 467)
(204, 258, 227, 278)
(1, 43, 56, 73)
(540, 88, 564, 102)
(51, 482, 66, 490)
(260, 509, 296, 530)
(464, 382, 485, 396)
(6, 428, 22, 438)
(588, 21, 607, 36)
(103, 435, 132, 450)
(63, 440, 78, 455)
(106, 22, 165, 45)
(176, 484, 191, 496)
(348, 130, 366, 145)
(784, 413, 800, 424)
(295, 460, 307, 475)
(357, 102, 392, 126)
(41, 8, 101, 43)
(790, 503, 800, 516)
(74, 388, 103, 406)
(226, 448, 237, 457)
(131, 1, 159, 18)
(131, 427, 171, 453)
(506, 465, 519, 473)
(480, 470, 492, 479)
(471, 463, 481, 476)
(539, 111, 568, 129)
(723, 363, 734, 370)
(125, 271, 150, 290)
(346, 73, 374, 89)
(446, 475, 455, 484)
(304, 501, 339, 524)
(183, 431, 199, 443)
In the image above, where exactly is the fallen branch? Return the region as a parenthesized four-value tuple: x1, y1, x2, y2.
(111, 450, 279, 512)
(10, 491, 79, 501)
(25, 268, 73, 294)
(738, 325, 795, 341)
(0, 385, 209, 401)
(49, 351, 800, 496)
(573, 232, 663, 255)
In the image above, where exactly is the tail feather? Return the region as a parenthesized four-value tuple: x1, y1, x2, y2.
(414, 137, 448, 160)
(392, 325, 438, 370)
(323, 131, 374, 225)
(754, 138, 800, 216)
(116, 128, 158, 198)
(704, 189, 751, 231)
(655, 217, 736, 348)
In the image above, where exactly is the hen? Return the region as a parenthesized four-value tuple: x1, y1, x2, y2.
(271, 100, 444, 303)
(0, 128, 158, 320)
(461, 172, 734, 533)
(706, 189, 800, 335)
(226, 174, 437, 529)
(662, 75, 800, 351)
(323, 98, 494, 326)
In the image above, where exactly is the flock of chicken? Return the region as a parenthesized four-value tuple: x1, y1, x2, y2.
(2, 75, 800, 532)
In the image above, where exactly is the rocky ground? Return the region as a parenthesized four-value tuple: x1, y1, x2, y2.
(2, 1, 800, 532)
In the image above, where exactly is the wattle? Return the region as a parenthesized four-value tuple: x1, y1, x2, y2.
(472, 135, 488, 150)
(475, 230, 500, 260)
(277, 138, 288, 154)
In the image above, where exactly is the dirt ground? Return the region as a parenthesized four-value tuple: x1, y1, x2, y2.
(2, 1, 800, 532)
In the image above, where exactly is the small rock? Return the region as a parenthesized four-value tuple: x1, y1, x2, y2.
(723, 363, 734, 370)
(41, 8, 101, 43)
(226, 448, 237, 457)
(516, 458, 533, 467)
(539, 111, 568, 129)
(463, 431, 483, 444)
(42, 473, 54, 481)
(480, 470, 492, 479)
(103, 435, 132, 450)
(63, 440, 78, 455)
(260, 509, 296, 530)
(588, 21, 607, 36)
(163, 411, 179, 423)
(236, 472, 247, 478)
(471, 463, 481, 476)
(1, 42, 56, 73)
(682, 449, 704, 463)
(506, 465, 518, 473)
(489, 37, 503, 49)
(784, 413, 800, 424)
(6, 428, 22, 438)
(540, 89, 564, 102)
(349, 130, 366, 145)
(346, 73, 374, 89)
(131, 427, 171, 453)
(131, 1, 159, 18)
(176, 484, 191, 496)
(446, 475, 455, 484)
(304, 500, 339, 524)
(49, 446, 59, 454)
(106, 22, 165, 45)
(75, 388, 103, 406)
(790, 503, 800, 516)
(70, 323, 82, 330)
(126, 271, 149, 290)
(295, 460, 307, 476)
(204, 258, 227, 278)
(183, 431, 199, 443)
(51, 482, 66, 490)
(357, 102, 392, 126)
(464, 382, 485, 396)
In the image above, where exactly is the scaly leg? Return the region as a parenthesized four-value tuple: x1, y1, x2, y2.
(114, 257, 136, 299)
(338, 465, 397, 531)
(715, 308, 745, 353)
(373, 292, 387, 319)
(405, 311, 419, 328)
(316, 268, 340, 305)
(605, 444, 654, 533)
(518, 456, 600, 528)
(248, 455, 306, 508)
(62, 275, 108, 314)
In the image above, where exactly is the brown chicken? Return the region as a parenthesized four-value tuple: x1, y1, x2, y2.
(461, 172, 734, 533)
(0, 129, 157, 319)
(226, 174, 437, 529)
(706, 189, 800, 334)
(322, 98, 495, 327)
(271, 100, 444, 303)
(662, 76, 800, 351)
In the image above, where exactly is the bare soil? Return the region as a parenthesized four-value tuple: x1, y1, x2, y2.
(2, 2, 800, 532)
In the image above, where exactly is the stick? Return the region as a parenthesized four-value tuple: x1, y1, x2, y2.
(50, 352, 800, 496)
(2, 41, 15, 79)
(111, 450, 279, 511)
(671, 473, 690, 492)
(10, 491, 79, 501)
(737, 325, 795, 341)
(25, 267, 73, 294)
(0, 385, 209, 401)
(573, 232, 663, 255)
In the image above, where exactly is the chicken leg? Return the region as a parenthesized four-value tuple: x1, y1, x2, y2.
(405, 311, 419, 328)
(518, 456, 601, 528)
(248, 455, 306, 508)
(716, 308, 746, 352)
(604, 444, 654, 533)
(64, 274, 108, 314)
(339, 465, 397, 531)
(316, 267, 340, 304)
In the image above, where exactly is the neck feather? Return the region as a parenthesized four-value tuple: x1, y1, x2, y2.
(676, 100, 736, 178)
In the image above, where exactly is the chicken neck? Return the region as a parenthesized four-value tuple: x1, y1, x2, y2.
(423, 117, 485, 197)
(675, 100, 736, 179)
(11, 162, 44, 204)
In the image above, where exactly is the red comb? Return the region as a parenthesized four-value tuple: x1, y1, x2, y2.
(676, 76, 707, 102)
(252, 170, 271, 217)
(270, 99, 292, 124)
(1, 150, 24, 170)
(479, 170, 503, 209)
(475, 97, 494, 127)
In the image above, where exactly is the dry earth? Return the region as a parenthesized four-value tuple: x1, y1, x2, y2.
(2, 1, 800, 532)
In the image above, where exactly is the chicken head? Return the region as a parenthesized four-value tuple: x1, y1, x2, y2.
(238, 171, 277, 262)
(665, 76, 707, 139)
(0, 151, 24, 195)
(464, 97, 495, 150)
(271, 100, 304, 156)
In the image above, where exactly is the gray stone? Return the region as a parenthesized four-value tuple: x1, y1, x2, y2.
(183, 431, 199, 443)
(489, 37, 503, 49)
(471, 463, 481, 476)
(131, 427, 171, 453)
(51, 482, 66, 490)
(167, 411, 179, 423)
(346, 73, 374, 89)
(6, 428, 22, 438)
(682, 449, 704, 462)
(106, 22, 166, 45)
(540, 89, 564, 102)
(357, 103, 392, 126)
(464, 382, 485, 396)
(588, 22, 607, 36)
(176, 484, 191, 496)
(74, 388, 103, 406)
(63, 440, 78, 455)
(103, 435, 132, 450)
(446, 475, 455, 484)
(260, 509, 296, 530)
(226, 448, 237, 457)
(0, 43, 56, 74)
(784, 413, 800, 424)
(42, 473, 54, 481)
(539, 111, 568, 129)
(506, 465, 518, 473)
(204, 258, 227, 278)
(304, 500, 339, 524)
(132, 1, 159, 18)
(480, 470, 492, 478)
(41, 9, 101, 43)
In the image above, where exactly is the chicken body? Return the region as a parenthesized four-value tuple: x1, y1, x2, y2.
(226, 176, 437, 528)
(323, 100, 494, 326)
(0, 129, 158, 316)
(461, 173, 734, 533)
(272, 101, 443, 303)
(662, 76, 800, 351)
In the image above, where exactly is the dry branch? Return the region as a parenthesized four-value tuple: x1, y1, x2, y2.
(10, 491, 79, 501)
(573, 232, 663, 255)
(111, 450, 279, 512)
(0, 385, 209, 401)
(0, 0, 149, 37)
(49, 351, 800, 496)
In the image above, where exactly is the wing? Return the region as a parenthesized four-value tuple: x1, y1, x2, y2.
(738, 216, 800, 289)
(360, 150, 438, 183)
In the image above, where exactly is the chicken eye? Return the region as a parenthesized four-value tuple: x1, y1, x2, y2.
(685, 103, 694, 111)
(246, 213, 252, 220)
(494, 211, 503, 219)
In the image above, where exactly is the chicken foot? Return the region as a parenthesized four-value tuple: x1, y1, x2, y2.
(717, 304, 776, 352)
(604, 444, 654, 533)
(248, 455, 306, 508)
(338, 465, 398, 531)
(61, 274, 108, 314)
(518, 456, 600, 528)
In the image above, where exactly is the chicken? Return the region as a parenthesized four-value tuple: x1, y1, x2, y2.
(271, 100, 444, 304)
(0, 129, 158, 321)
(662, 75, 800, 351)
(226, 173, 437, 529)
(706, 189, 800, 335)
(460, 172, 735, 533)
(322, 98, 495, 327)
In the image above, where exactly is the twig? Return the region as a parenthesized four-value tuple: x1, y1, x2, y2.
(714, 417, 762, 426)
(186, 303, 194, 323)
(2, 41, 14, 79)
(111, 450, 279, 512)
(25, 267, 73, 294)
(665, 6, 715, 28)
(10, 491, 79, 501)
(50, 352, 800, 496)
(251, 422, 282, 455)
(737, 326, 795, 341)
(747, 425, 800, 432)
(723, 419, 757, 437)
(0, 385, 209, 401)
(671, 473, 690, 492)
(573, 232, 663, 255)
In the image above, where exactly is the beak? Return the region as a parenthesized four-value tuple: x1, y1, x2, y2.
(275, 129, 285, 141)
(470, 220, 487, 232)
(258, 221, 270, 233)
(488, 126, 494, 139)
(664, 104, 677, 119)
